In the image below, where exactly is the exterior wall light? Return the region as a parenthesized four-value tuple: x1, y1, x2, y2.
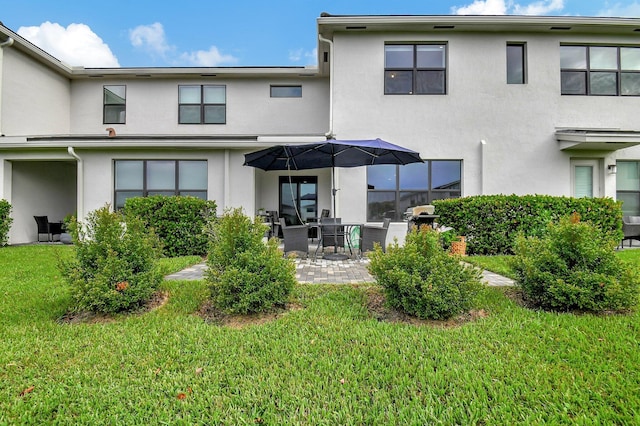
(608, 164, 617, 174)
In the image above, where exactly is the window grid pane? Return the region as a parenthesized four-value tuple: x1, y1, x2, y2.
(561, 45, 640, 96)
(114, 160, 208, 208)
(385, 44, 446, 95)
(367, 160, 461, 221)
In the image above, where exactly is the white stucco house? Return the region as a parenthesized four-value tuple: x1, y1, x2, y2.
(2, 14, 640, 245)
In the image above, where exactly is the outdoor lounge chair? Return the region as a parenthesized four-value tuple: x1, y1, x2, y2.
(361, 218, 391, 253)
(622, 215, 640, 247)
(279, 218, 309, 257)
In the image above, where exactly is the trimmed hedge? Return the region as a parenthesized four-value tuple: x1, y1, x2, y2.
(124, 196, 216, 257)
(0, 199, 11, 246)
(433, 195, 622, 255)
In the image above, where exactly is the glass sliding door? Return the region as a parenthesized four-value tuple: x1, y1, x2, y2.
(279, 176, 317, 225)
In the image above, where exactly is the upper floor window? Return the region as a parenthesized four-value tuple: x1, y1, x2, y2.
(114, 159, 208, 209)
(103, 85, 126, 124)
(178, 85, 226, 124)
(270, 85, 302, 97)
(507, 43, 526, 84)
(561, 45, 640, 96)
(367, 160, 461, 221)
(384, 44, 447, 95)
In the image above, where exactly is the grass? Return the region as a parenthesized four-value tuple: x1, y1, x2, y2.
(1, 245, 640, 424)
(467, 248, 640, 279)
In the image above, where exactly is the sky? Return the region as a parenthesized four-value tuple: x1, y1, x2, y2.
(1, 0, 640, 68)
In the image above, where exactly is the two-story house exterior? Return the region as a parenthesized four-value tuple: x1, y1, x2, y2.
(2, 14, 640, 244)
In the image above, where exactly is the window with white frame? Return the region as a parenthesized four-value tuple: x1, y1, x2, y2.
(384, 44, 447, 95)
(367, 160, 461, 221)
(114, 160, 207, 209)
(178, 85, 226, 124)
(561, 45, 640, 96)
(617, 161, 640, 215)
(103, 85, 126, 124)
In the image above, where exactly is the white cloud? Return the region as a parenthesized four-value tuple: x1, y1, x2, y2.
(180, 46, 238, 67)
(452, 0, 510, 15)
(17, 22, 119, 67)
(598, 2, 640, 17)
(452, 0, 564, 15)
(130, 22, 237, 66)
(288, 47, 317, 65)
(129, 22, 173, 59)
(513, 0, 564, 15)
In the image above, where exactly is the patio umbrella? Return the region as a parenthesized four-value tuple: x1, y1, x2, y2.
(244, 138, 423, 258)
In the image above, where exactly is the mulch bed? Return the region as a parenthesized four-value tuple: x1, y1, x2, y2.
(57, 291, 169, 324)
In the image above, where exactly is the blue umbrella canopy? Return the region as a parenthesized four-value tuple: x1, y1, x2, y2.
(244, 138, 423, 171)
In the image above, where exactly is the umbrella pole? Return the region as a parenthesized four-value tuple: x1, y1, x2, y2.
(324, 166, 348, 261)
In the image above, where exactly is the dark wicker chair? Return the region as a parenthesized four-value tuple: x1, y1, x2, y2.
(361, 218, 391, 253)
(316, 218, 348, 257)
(622, 216, 640, 247)
(34, 215, 62, 242)
(279, 218, 309, 257)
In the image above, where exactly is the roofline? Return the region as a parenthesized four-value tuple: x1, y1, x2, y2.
(0, 23, 320, 79)
(317, 14, 640, 39)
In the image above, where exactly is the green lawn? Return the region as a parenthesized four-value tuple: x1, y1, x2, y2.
(467, 248, 640, 280)
(1, 245, 639, 424)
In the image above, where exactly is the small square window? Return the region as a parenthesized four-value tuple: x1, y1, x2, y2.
(178, 85, 226, 124)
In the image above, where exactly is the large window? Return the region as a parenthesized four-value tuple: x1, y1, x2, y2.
(114, 160, 207, 209)
(384, 44, 447, 95)
(617, 161, 640, 215)
(561, 45, 640, 96)
(103, 85, 126, 124)
(178, 85, 226, 124)
(507, 43, 526, 84)
(367, 160, 461, 221)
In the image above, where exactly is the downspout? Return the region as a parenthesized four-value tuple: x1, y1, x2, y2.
(67, 147, 84, 222)
(0, 37, 14, 48)
(318, 34, 334, 139)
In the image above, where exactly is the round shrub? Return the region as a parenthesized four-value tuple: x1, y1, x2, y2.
(512, 214, 640, 312)
(58, 205, 163, 314)
(206, 208, 296, 314)
(368, 226, 483, 320)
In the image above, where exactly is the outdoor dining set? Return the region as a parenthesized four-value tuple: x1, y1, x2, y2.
(263, 211, 391, 260)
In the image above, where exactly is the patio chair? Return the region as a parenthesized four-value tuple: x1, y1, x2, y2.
(361, 218, 391, 253)
(34, 215, 63, 242)
(279, 218, 309, 257)
(267, 210, 281, 238)
(316, 217, 348, 258)
(622, 216, 640, 247)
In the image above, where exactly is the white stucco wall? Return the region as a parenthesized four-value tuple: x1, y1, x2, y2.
(328, 30, 640, 228)
(70, 78, 329, 136)
(1, 48, 71, 136)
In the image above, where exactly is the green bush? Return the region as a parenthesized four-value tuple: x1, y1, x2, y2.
(0, 199, 12, 246)
(58, 205, 163, 314)
(512, 214, 640, 312)
(368, 226, 483, 320)
(124, 195, 216, 257)
(206, 208, 296, 314)
(434, 195, 622, 255)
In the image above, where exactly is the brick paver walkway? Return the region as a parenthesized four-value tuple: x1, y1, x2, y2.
(165, 258, 514, 286)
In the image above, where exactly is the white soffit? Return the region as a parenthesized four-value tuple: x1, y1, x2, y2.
(556, 129, 640, 151)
